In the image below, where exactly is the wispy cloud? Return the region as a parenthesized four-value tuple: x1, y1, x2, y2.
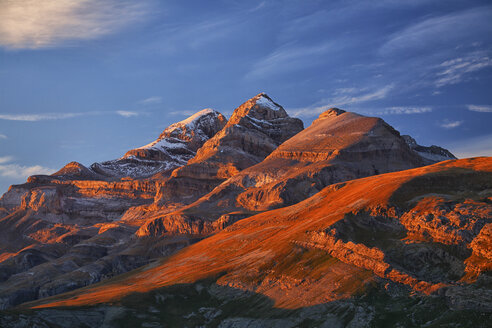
(440, 120, 463, 129)
(381, 7, 492, 54)
(0, 112, 84, 121)
(246, 42, 334, 79)
(435, 53, 492, 87)
(379, 106, 433, 115)
(0, 156, 14, 164)
(169, 110, 195, 116)
(0, 134, 6, 139)
(116, 110, 139, 118)
(0, 156, 55, 179)
(139, 96, 162, 105)
(291, 84, 394, 117)
(0, 111, 141, 122)
(0, 0, 152, 49)
(467, 104, 492, 113)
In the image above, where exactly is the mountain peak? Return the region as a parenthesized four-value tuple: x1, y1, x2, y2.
(90, 109, 226, 178)
(227, 93, 288, 127)
(319, 107, 346, 118)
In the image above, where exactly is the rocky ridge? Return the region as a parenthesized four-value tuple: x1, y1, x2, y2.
(0, 93, 465, 316)
(90, 108, 227, 179)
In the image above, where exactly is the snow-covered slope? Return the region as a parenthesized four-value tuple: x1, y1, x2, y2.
(90, 109, 227, 178)
(402, 135, 457, 163)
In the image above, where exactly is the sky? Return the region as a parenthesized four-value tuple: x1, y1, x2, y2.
(0, 0, 491, 194)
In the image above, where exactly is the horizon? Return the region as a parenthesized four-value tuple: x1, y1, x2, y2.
(1, 0, 492, 194)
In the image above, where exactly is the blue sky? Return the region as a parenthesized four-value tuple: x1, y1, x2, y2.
(0, 0, 491, 193)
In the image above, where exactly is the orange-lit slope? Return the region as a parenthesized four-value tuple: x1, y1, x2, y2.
(29, 157, 492, 310)
(135, 107, 430, 237)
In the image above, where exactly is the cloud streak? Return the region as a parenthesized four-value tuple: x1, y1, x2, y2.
(379, 106, 433, 115)
(467, 104, 492, 113)
(440, 120, 463, 129)
(0, 156, 55, 179)
(0, 0, 152, 49)
(291, 85, 394, 117)
(0, 111, 141, 122)
(0, 112, 84, 122)
(246, 42, 334, 79)
(435, 53, 492, 87)
(139, 96, 162, 105)
(116, 110, 139, 118)
(381, 6, 492, 54)
(0, 134, 7, 139)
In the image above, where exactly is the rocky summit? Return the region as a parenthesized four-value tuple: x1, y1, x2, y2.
(0, 93, 490, 328)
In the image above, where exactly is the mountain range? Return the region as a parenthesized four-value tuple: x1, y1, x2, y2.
(0, 93, 490, 328)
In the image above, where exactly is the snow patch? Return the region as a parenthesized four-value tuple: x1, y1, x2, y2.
(256, 95, 281, 111)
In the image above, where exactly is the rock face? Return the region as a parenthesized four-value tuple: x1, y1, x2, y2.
(402, 135, 457, 163)
(0, 93, 464, 314)
(91, 109, 227, 179)
(15, 158, 491, 328)
(153, 93, 304, 206)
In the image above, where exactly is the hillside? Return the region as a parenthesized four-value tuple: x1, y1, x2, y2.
(7, 157, 490, 327)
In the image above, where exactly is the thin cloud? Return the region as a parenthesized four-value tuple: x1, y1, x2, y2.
(0, 163, 55, 179)
(116, 110, 139, 118)
(291, 84, 394, 117)
(440, 120, 463, 129)
(381, 6, 492, 54)
(435, 53, 492, 87)
(0, 156, 14, 164)
(0, 111, 140, 122)
(380, 106, 433, 115)
(169, 110, 195, 116)
(467, 104, 492, 113)
(0, 112, 84, 121)
(0, 156, 55, 179)
(246, 42, 334, 79)
(0, 0, 152, 49)
(0, 134, 6, 139)
(139, 96, 162, 105)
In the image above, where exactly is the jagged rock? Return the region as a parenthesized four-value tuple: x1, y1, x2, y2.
(402, 135, 456, 163)
(91, 108, 227, 178)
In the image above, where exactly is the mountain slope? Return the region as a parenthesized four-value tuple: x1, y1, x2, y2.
(14, 157, 491, 327)
(90, 108, 227, 179)
(136, 107, 447, 237)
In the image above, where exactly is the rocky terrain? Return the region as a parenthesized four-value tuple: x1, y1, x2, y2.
(1, 92, 485, 328)
(3, 157, 489, 327)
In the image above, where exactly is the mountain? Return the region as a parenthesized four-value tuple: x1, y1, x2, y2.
(0, 93, 466, 318)
(8, 157, 490, 328)
(136, 107, 454, 237)
(151, 93, 304, 207)
(402, 135, 457, 163)
(90, 108, 227, 179)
